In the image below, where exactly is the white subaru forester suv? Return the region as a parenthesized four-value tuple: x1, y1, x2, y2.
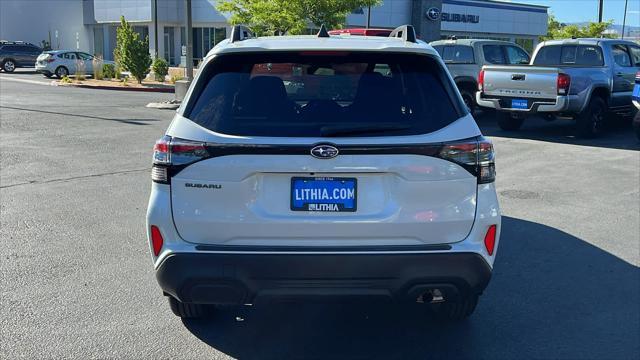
(147, 25, 501, 321)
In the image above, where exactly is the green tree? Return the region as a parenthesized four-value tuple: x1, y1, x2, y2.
(115, 16, 152, 84)
(542, 13, 615, 40)
(217, 0, 380, 36)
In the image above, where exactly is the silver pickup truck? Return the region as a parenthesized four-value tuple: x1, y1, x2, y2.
(431, 39, 530, 114)
(477, 38, 640, 137)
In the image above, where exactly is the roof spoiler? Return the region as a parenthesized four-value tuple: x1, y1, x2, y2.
(230, 25, 255, 43)
(389, 25, 417, 43)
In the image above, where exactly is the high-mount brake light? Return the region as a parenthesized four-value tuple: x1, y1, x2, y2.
(557, 73, 571, 95)
(478, 69, 485, 91)
(151, 136, 209, 184)
(438, 138, 495, 184)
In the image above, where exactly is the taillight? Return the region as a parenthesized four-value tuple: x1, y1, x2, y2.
(150, 225, 164, 256)
(557, 73, 570, 95)
(151, 135, 209, 184)
(47, 57, 55, 63)
(439, 138, 495, 184)
(478, 69, 485, 91)
(484, 225, 497, 256)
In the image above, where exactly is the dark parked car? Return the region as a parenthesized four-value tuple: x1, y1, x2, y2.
(0, 41, 42, 72)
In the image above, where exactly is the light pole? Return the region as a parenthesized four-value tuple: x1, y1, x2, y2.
(185, 0, 193, 81)
(598, 0, 603, 23)
(153, 0, 158, 58)
(621, 0, 628, 39)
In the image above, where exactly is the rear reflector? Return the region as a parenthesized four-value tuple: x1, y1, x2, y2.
(150, 225, 164, 256)
(484, 225, 497, 256)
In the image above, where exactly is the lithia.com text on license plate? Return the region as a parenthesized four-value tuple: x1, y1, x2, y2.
(290, 177, 357, 212)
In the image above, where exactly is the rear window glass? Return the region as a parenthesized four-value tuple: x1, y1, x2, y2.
(439, 46, 475, 64)
(533, 45, 604, 66)
(483, 45, 506, 64)
(185, 52, 463, 137)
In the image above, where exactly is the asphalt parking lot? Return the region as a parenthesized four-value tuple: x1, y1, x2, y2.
(1, 70, 639, 359)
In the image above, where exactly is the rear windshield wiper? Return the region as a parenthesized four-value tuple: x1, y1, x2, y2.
(320, 124, 412, 137)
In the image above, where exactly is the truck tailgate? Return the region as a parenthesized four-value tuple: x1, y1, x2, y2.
(482, 65, 560, 99)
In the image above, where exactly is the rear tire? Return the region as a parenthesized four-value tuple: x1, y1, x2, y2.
(431, 294, 479, 321)
(576, 96, 606, 138)
(460, 89, 476, 115)
(168, 297, 210, 318)
(497, 112, 524, 131)
(633, 112, 640, 141)
(55, 66, 69, 79)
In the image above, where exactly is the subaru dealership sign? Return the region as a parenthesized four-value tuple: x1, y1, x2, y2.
(426, 7, 480, 23)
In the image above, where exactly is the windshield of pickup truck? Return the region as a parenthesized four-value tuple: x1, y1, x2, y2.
(533, 45, 604, 66)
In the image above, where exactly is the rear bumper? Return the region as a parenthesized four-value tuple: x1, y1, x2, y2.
(156, 252, 492, 305)
(476, 92, 575, 113)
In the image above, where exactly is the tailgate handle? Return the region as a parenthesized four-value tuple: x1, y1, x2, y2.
(511, 74, 526, 81)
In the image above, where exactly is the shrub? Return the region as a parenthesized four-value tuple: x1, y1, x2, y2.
(115, 16, 152, 84)
(169, 74, 183, 84)
(152, 58, 169, 82)
(93, 56, 104, 80)
(75, 61, 86, 81)
(103, 63, 116, 79)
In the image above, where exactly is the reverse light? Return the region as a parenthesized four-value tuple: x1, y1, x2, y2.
(150, 225, 164, 256)
(478, 69, 485, 91)
(151, 136, 209, 184)
(484, 225, 497, 256)
(557, 73, 571, 95)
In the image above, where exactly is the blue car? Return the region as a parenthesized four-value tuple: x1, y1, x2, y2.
(634, 71, 640, 139)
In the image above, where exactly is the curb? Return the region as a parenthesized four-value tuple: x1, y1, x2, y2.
(67, 83, 175, 93)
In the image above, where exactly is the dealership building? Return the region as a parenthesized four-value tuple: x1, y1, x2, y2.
(1, 0, 547, 66)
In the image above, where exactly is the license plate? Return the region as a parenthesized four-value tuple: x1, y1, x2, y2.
(632, 85, 640, 100)
(511, 99, 528, 109)
(291, 177, 357, 212)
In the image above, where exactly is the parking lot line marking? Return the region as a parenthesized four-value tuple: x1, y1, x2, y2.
(0, 76, 56, 86)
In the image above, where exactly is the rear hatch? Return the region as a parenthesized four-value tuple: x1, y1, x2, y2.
(158, 51, 491, 248)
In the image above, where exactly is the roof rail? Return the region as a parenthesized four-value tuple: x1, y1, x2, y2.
(389, 25, 417, 43)
(317, 24, 330, 38)
(230, 25, 255, 43)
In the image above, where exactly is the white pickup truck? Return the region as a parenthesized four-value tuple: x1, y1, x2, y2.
(477, 38, 640, 137)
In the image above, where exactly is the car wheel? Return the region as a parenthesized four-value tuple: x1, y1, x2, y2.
(633, 112, 640, 141)
(167, 296, 211, 318)
(460, 89, 476, 115)
(576, 96, 606, 138)
(55, 66, 69, 78)
(2, 59, 16, 72)
(431, 294, 479, 321)
(497, 112, 524, 131)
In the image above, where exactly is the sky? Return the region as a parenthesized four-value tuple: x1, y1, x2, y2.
(511, 0, 640, 27)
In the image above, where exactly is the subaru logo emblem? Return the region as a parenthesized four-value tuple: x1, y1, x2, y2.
(426, 7, 441, 21)
(310, 144, 339, 159)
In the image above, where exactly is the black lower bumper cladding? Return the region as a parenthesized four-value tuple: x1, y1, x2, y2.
(156, 252, 492, 305)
